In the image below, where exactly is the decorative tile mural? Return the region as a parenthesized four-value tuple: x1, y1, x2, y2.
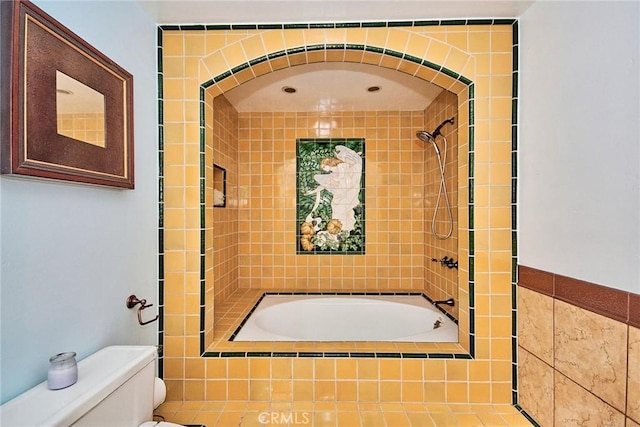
(296, 138, 365, 254)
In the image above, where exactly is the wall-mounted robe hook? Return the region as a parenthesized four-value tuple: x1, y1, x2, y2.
(126, 294, 159, 326)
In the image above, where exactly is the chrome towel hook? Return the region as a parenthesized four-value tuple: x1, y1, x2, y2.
(126, 295, 159, 326)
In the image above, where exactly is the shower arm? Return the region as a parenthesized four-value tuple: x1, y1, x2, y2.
(432, 117, 455, 138)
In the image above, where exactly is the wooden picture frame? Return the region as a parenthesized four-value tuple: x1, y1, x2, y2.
(0, 0, 134, 188)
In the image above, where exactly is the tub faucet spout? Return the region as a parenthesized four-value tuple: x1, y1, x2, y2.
(432, 298, 455, 307)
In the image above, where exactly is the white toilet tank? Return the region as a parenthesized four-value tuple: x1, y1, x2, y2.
(0, 346, 157, 427)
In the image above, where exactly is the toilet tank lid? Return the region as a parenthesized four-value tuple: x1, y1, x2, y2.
(0, 345, 157, 427)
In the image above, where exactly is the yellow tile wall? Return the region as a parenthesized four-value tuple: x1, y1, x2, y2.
(210, 95, 239, 304)
(203, 93, 240, 346)
(423, 90, 459, 319)
(160, 23, 515, 404)
(236, 109, 426, 290)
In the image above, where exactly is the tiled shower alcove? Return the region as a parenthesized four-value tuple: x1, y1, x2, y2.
(157, 17, 528, 424)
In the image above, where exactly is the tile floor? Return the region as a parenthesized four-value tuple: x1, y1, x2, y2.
(155, 401, 534, 426)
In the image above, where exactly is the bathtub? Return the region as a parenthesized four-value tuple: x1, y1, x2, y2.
(231, 294, 458, 342)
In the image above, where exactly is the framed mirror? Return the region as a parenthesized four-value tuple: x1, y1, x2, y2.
(0, 0, 134, 188)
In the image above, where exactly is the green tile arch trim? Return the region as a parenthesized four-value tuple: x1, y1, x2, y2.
(421, 59, 442, 72)
(356, 46, 384, 53)
(213, 70, 232, 83)
(383, 48, 404, 59)
(249, 55, 268, 66)
(267, 50, 287, 59)
(401, 54, 421, 65)
(230, 62, 250, 74)
(200, 55, 474, 356)
(441, 67, 461, 80)
(201, 45, 471, 94)
(345, 43, 365, 51)
(286, 46, 306, 55)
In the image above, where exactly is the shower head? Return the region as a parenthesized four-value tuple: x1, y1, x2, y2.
(416, 130, 441, 155)
(416, 130, 434, 143)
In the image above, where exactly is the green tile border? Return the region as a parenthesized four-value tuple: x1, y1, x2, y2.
(156, 26, 165, 378)
(156, 21, 529, 419)
(509, 22, 530, 427)
(160, 19, 516, 31)
(160, 21, 478, 366)
(198, 351, 478, 359)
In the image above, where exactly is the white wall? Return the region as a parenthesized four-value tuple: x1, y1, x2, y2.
(0, 0, 158, 403)
(519, 1, 639, 293)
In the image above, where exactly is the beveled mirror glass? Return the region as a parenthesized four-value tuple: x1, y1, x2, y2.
(56, 71, 105, 147)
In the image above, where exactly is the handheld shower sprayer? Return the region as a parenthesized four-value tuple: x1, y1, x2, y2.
(416, 116, 456, 240)
(415, 130, 440, 154)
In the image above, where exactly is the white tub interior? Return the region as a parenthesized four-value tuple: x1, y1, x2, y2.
(232, 294, 458, 342)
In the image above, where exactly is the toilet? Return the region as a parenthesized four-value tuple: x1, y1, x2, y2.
(0, 346, 182, 427)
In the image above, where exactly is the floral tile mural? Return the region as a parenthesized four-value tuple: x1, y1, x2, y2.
(296, 138, 365, 254)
